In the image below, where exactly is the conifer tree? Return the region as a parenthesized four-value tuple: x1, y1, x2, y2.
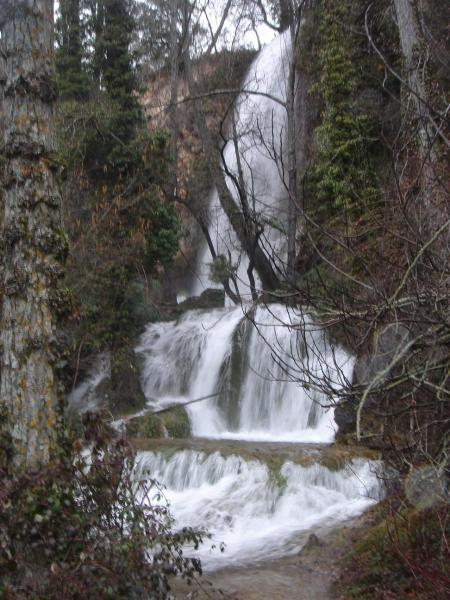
(56, 0, 89, 101)
(102, 0, 142, 152)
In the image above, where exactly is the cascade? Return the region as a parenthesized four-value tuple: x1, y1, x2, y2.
(192, 31, 292, 296)
(73, 32, 382, 571)
(133, 32, 381, 567)
(135, 450, 380, 570)
(137, 304, 354, 443)
(135, 303, 379, 568)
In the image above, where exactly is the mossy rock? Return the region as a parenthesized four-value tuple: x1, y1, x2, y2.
(126, 406, 191, 440)
(161, 406, 191, 439)
(339, 504, 450, 599)
(126, 412, 164, 438)
(177, 288, 225, 311)
(97, 346, 146, 417)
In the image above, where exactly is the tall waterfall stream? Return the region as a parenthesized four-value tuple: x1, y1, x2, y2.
(75, 33, 382, 574)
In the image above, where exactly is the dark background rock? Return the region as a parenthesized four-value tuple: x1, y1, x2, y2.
(97, 346, 147, 416)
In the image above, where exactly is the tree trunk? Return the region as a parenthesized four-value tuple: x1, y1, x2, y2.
(286, 17, 298, 287)
(393, 0, 436, 203)
(279, 0, 293, 31)
(0, 0, 66, 470)
(168, 0, 179, 199)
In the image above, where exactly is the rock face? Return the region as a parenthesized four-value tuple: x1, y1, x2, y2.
(177, 288, 225, 311)
(97, 346, 147, 416)
(334, 396, 358, 437)
(335, 323, 412, 441)
(69, 346, 147, 417)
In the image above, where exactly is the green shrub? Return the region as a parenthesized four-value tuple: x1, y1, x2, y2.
(0, 413, 203, 598)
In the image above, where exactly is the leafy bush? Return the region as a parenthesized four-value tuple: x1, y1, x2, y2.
(0, 414, 203, 598)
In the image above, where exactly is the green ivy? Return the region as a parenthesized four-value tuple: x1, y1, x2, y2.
(311, 0, 378, 216)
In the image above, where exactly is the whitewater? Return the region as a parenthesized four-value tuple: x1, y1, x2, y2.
(74, 31, 382, 571)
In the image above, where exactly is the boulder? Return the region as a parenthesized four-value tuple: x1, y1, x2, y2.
(126, 405, 191, 439)
(177, 287, 225, 311)
(96, 346, 147, 416)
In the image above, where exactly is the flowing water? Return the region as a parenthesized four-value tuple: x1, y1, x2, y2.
(191, 31, 292, 297)
(135, 449, 380, 570)
(133, 32, 381, 569)
(134, 304, 380, 570)
(136, 304, 354, 444)
(74, 32, 382, 574)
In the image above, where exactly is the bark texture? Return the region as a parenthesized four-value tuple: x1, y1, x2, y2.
(0, 0, 66, 469)
(393, 0, 436, 196)
(286, 18, 298, 286)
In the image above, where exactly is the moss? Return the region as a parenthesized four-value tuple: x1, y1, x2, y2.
(126, 406, 191, 440)
(126, 412, 163, 439)
(50, 286, 75, 319)
(267, 465, 288, 490)
(131, 438, 378, 472)
(339, 503, 450, 598)
(309, 0, 379, 218)
(162, 406, 191, 439)
(104, 345, 147, 416)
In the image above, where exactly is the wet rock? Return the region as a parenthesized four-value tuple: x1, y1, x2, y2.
(334, 396, 358, 436)
(335, 323, 411, 440)
(126, 405, 191, 439)
(126, 411, 163, 438)
(177, 287, 225, 311)
(97, 345, 147, 416)
(307, 533, 321, 547)
(300, 533, 324, 555)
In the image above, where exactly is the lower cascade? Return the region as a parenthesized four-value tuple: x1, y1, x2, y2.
(132, 304, 382, 569)
(135, 450, 380, 570)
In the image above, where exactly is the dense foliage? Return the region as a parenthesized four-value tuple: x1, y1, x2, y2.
(55, 0, 181, 375)
(0, 414, 203, 598)
(311, 0, 378, 217)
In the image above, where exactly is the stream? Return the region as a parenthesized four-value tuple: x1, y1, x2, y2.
(133, 27, 384, 564)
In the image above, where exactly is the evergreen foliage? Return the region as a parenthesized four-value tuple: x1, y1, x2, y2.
(56, 0, 90, 101)
(101, 0, 143, 167)
(55, 0, 181, 362)
(311, 0, 378, 216)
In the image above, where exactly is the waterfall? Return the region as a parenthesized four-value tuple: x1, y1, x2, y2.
(72, 31, 382, 572)
(137, 304, 354, 443)
(131, 29, 383, 569)
(135, 450, 381, 570)
(192, 32, 292, 296)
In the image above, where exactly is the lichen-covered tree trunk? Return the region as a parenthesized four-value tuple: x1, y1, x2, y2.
(0, 0, 66, 469)
(393, 0, 436, 202)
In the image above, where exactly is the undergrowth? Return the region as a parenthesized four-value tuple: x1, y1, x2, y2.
(339, 499, 450, 599)
(0, 413, 203, 599)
